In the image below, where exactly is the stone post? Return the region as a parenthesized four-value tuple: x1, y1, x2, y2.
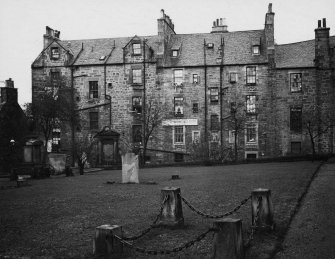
(93, 224, 123, 257)
(212, 218, 244, 259)
(251, 188, 274, 229)
(159, 187, 184, 227)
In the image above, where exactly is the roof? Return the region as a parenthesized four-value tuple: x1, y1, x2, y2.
(275, 40, 315, 68)
(165, 30, 268, 66)
(275, 36, 335, 68)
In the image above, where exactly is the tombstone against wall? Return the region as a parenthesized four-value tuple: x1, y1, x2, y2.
(48, 153, 67, 174)
(121, 153, 139, 183)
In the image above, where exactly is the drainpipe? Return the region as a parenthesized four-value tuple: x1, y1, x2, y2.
(104, 41, 115, 129)
(220, 37, 224, 155)
(204, 39, 208, 159)
(142, 39, 147, 165)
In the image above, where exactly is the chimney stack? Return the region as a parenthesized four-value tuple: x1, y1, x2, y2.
(1, 78, 17, 104)
(211, 18, 228, 33)
(43, 26, 61, 48)
(323, 18, 327, 28)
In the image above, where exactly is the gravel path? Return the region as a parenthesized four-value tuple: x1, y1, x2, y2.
(274, 161, 335, 258)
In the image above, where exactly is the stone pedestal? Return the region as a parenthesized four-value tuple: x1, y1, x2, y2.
(251, 188, 274, 229)
(212, 218, 244, 259)
(158, 187, 184, 227)
(93, 224, 123, 257)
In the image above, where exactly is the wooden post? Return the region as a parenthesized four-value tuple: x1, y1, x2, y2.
(93, 224, 123, 257)
(158, 187, 184, 227)
(212, 218, 244, 259)
(251, 188, 274, 229)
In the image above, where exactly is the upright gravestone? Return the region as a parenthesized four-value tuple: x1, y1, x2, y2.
(121, 153, 139, 183)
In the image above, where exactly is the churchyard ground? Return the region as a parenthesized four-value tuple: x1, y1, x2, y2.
(0, 161, 321, 258)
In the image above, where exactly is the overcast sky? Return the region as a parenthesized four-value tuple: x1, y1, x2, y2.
(0, 0, 334, 105)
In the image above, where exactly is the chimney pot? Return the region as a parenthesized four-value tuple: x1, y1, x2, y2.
(216, 19, 219, 26)
(220, 18, 223, 26)
(161, 9, 165, 18)
(323, 18, 326, 28)
(268, 3, 272, 13)
(213, 21, 216, 27)
(318, 20, 322, 28)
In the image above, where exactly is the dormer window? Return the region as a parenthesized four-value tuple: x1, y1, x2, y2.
(51, 47, 60, 59)
(207, 43, 214, 48)
(133, 43, 141, 55)
(252, 45, 260, 55)
(99, 56, 106, 61)
(172, 50, 179, 57)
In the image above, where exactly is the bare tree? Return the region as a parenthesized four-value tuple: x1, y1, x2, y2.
(303, 104, 333, 160)
(226, 101, 248, 161)
(31, 76, 72, 163)
(74, 133, 97, 175)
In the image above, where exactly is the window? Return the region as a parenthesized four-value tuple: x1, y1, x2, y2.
(52, 128, 61, 152)
(133, 43, 141, 55)
(290, 108, 302, 132)
(252, 45, 260, 55)
(246, 95, 256, 114)
(228, 130, 235, 144)
(192, 103, 199, 113)
(51, 47, 60, 59)
(132, 125, 142, 143)
(246, 124, 257, 144)
(174, 97, 184, 117)
(174, 126, 184, 145)
(207, 43, 214, 48)
(89, 81, 99, 99)
(192, 131, 200, 144)
(174, 153, 184, 162)
(172, 50, 179, 57)
(290, 73, 302, 93)
(210, 88, 219, 103)
(132, 96, 142, 113)
(291, 142, 301, 154)
(211, 132, 219, 142)
(211, 114, 219, 130)
(173, 70, 183, 86)
(246, 152, 258, 159)
(89, 112, 99, 130)
(230, 102, 236, 114)
(246, 66, 256, 85)
(230, 72, 237, 83)
(193, 74, 199, 84)
(132, 69, 142, 84)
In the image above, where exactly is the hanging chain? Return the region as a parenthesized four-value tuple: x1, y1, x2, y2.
(180, 194, 251, 219)
(245, 195, 262, 248)
(113, 227, 215, 255)
(122, 195, 169, 241)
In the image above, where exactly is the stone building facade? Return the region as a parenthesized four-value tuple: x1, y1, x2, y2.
(31, 4, 335, 167)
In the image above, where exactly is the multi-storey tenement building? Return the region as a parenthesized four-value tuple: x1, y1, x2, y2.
(32, 4, 335, 167)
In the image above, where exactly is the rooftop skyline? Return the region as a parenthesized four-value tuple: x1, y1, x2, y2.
(0, 0, 334, 105)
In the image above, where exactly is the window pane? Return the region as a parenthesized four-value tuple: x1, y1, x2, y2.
(174, 70, 183, 85)
(89, 112, 99, 130)
(193, 74, 198, 84)
(89, 81, 99, 99)
(252, 46, 260, 54)
(290, 108, 302, 132)
(192, 103, 198, 113)
(210, 88, 219, 103)
(246, 67, 256, 84)
(290, 73, 302, 92)
(132, 125, 142, 143)
(246, 95, 256, 113)
(174, 97, 184, 117)
(133, 43, 141, 54)
(211, 115, 219, 130)
(132, 69, 142, 84)
(246, 125, 257, 143)
(132, 96, 142, 113)
(174, 126, 184, 144)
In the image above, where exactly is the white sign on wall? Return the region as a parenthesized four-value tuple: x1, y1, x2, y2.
(162, 119, 198, 126)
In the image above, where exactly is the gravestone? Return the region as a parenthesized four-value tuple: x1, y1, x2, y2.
(121, 153, 139, 183)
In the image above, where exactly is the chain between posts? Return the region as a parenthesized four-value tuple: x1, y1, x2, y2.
(112, 228, 215, 255)
(122, 195, 169, 241)
(245, 196, 262, 248)
(180, 194, 251, 219)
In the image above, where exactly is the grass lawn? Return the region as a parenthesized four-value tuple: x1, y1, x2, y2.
(0, 161, 321, 258)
